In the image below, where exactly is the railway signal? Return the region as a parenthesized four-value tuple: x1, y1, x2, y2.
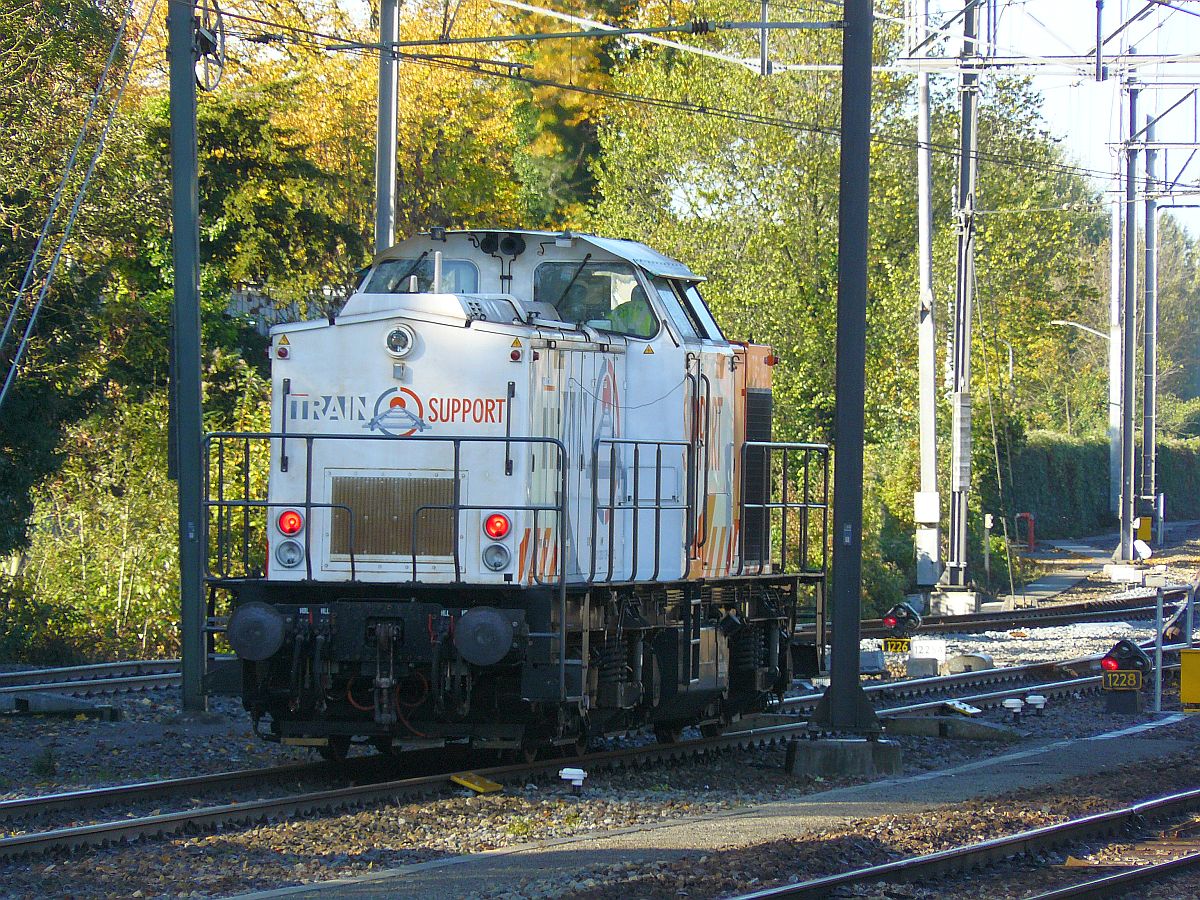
(881, 603, 921, 655)
(1101, 639, 1151, 713)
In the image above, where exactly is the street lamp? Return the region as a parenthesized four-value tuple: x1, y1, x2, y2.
(1050, 319, 1109, 341)
(1049, 319, 1119, 518)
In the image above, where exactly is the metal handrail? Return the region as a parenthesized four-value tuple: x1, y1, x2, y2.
(736, 441, 830, 578)
(590, 437, 692, 583)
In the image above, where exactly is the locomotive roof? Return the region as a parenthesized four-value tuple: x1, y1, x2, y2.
(375, 229, 704, 281)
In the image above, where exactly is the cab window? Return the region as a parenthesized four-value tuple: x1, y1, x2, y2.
(678, 282, 724, 341)
(366, 257, 480, 294)
(534, 261, 658, 339)
(652, 277, 702, 341)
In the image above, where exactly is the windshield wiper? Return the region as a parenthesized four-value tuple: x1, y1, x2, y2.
(390, 251, 430, 293)
(554, 253, 592, 308)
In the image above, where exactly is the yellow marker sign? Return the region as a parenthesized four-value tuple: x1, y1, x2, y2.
(511, 338, 522, 348)
(1102, 670, 1143, 691)
(450, 772, 503, 793)
(278, 335, 290, 346)
(643, 345, 655, 354)
(882, 637, 911, 654)
(1183, 650, 1200, 711)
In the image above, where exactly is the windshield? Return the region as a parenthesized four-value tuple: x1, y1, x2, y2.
(533, 261, 658, 339)
(365, 257, 480, 294)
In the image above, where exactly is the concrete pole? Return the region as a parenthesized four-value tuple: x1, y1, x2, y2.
(946, 0, 979, 590)
(167, 0, 207, 710)
(1142, 115, 1158, 511)
(1108, 197, 1122, 516)
(1119, 84, 1138, 562)
(914, 0, 942, 591)
(374, 0, 399, 254)
(813, 0, 879, 734)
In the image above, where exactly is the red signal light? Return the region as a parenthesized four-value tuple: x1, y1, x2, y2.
(277, 510, 304, 536)
(484, 513, 511, 540)
(1100, 656, 1120, 672)
(882, 615, 899, 628)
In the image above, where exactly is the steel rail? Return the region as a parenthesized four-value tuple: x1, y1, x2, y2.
(1025, 849, 1200, 898)
(0, 673, 181, 697)
(0, 761, 323, 822)
(733, 786, 1200, 899)
(799, 591, 1186, 639)
(0, 717, 844, 859)
(0, 659, 180, 689)
(0, 658, 1142, 860)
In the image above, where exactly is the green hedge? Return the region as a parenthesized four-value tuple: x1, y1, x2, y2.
(1006, 431, 1200, 540)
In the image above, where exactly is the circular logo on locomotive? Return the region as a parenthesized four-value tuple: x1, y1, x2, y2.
(367, 387, 430, 437)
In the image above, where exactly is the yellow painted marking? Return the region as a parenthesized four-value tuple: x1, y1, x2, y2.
(281, 736, 327, 747)
(277, 335, 290, 346)
(451, 772, 503, 793)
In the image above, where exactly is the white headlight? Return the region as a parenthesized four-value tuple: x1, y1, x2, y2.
(482, 543, 511, 571)
(275, 539, 304, 568)
(385, 323, 416, 358)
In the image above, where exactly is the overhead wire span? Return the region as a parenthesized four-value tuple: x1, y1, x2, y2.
(0, 0, 162, 413)
(211, 4, 1196, 195)
(1, 0, 137, 364)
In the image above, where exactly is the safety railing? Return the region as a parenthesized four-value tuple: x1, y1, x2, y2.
(204, 432, 576, 702)
(736, 441, 830, 577)
(589, 438, 693, 583)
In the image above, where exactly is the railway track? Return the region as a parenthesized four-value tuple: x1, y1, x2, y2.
(801, 591, 1188, 640)
(0, 659, 182, 697)
(732, 786, 1200, 899)
(0, 654, 1142, 861)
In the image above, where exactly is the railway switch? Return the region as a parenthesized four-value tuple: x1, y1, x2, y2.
(1101, 639, 1151, 713)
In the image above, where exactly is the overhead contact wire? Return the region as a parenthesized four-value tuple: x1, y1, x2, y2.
(0, 0, 162, 412)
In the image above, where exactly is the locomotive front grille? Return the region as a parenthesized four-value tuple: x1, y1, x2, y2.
(330, 475, 455, 557)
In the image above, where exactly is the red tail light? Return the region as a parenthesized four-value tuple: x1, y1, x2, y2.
(484, 513, 511, 540)
(882, 615, 898, 628)
(278, 509, 304, 535)
(1101, 656, 1120, 671)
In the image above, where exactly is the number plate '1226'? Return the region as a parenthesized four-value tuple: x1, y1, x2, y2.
(882, 638, 911, 654)
(1102, 670, 1143, 691)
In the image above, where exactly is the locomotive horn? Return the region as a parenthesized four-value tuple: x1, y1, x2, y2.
(498, 234, 526, 257)
(227, 601, 287, 661)
(454, 607, 516, 666)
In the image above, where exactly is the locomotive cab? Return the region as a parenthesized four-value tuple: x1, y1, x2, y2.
(209, 230, 828, 759)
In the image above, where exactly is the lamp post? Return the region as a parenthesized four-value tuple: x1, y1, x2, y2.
(1049, 319, 1118, 518)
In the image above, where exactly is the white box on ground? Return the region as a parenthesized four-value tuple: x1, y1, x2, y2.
(910, 638, 947, 663)
(947, 652, 995, 673)
(906, 658, 941, 677)
(859, 649, 886, 675)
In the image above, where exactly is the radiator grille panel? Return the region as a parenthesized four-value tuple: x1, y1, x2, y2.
(330, 476, 454, 557)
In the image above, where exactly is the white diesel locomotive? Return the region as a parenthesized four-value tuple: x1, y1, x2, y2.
(212, 230, 829, 759)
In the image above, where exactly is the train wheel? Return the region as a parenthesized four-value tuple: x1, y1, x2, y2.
(318, 736, 351, 763)
(653, 725, 682, 745)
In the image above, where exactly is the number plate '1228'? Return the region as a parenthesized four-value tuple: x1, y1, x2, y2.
(882, 638, 911, 654)
(1102, 670, 1143, 691)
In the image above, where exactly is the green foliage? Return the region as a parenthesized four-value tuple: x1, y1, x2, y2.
(14, 394, 180, 659)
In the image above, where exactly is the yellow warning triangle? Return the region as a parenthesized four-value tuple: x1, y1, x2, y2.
(643, 345, 654, 354)
(278, 335, 290, 346)
(511, 338, 522, 348)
